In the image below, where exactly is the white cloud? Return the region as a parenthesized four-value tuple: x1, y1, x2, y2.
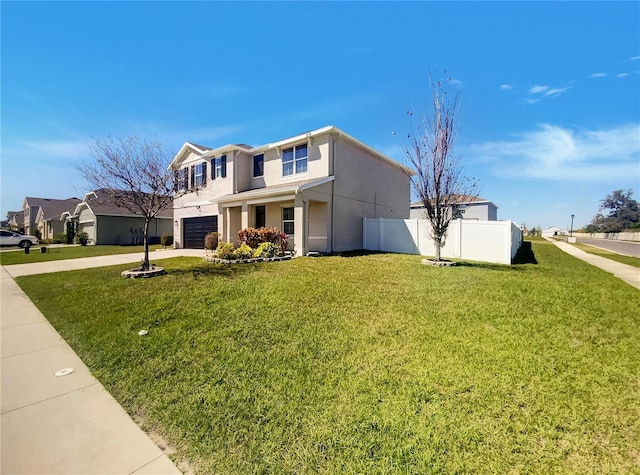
(589, 72, 607, 78)
(618, 72, 630, 78)
(499, 84, 513, 90)
(449, 79, 462, 86)
(627, 56, 640, 62)
(544, 86, 571, 97)
(528, 85, 549, 94)
(466, 123, 640, 182)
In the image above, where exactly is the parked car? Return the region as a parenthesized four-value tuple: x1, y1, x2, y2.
(0, 230, 39, 248)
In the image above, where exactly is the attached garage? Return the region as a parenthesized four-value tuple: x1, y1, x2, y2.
(183, 216, 218, 249)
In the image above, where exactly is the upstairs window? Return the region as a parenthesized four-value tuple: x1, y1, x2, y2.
(212, 155, 227, 179)
(176, 168, 189, 191)
(253, 154, 264, 177)
(194, 162, 207, 188)
(282, 144, 308, 176)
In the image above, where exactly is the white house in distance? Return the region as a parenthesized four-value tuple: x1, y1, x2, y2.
(170, 126, 412, 255)
(410, 196, 499, 221)
(541, 225, 567, 237)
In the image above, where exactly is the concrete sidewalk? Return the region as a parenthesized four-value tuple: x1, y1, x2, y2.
(3, 248, 205, 278)
(0, 250, 207, 474)
(547, 238, 640, 290)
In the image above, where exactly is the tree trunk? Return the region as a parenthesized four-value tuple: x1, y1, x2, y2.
(435, 238, 442, 261)
(141, 219, 150, 271)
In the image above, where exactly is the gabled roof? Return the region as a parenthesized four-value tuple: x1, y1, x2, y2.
(411, 196, 497, 208)
(169, 126, 414, 175)
(36, 198, 82, 221)
(7, 210, 24, 220)
(73, 189, 173, 219)
(24, 197, 81, 218)
(168, 142, 213, 168)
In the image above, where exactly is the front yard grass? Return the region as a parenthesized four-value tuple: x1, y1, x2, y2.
(0, 244, 163, 265)
(16, 240, 640, 474)
(571, 242, 640, 268)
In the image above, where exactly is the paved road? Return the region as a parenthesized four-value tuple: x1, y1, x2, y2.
(576, 236, 640, 257)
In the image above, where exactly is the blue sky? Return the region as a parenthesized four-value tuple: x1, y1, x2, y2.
(2, 1, 639, 230)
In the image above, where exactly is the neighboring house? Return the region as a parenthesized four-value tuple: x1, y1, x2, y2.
(7, 210, 25, 232)
(22, 197, 80, 236)
(66, 189, 173, 245)
(541, 225, 567, 237)
(409, 196, 498, 221)
(170, 125, 412, 254)
(34, 198, 82, 240)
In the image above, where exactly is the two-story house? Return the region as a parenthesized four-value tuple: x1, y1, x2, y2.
(22, 197, 81, 237)
(170, 126, 412, 255)
(409, 196, 499, 221)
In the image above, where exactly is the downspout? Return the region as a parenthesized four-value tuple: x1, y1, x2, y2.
(331, 135, 336, 252)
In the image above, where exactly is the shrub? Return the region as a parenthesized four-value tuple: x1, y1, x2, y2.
(233, 243, 254, 260)
(76, 232, 89, 246)
(54, 233, 66, 244)
(253, 242, 281, 259)
(238, 226, 288, 254)
(215, 242, 235, 260)
(161, 233, 173, 248)
(204, 232, 220, 251)
(277, 231, 289, 256)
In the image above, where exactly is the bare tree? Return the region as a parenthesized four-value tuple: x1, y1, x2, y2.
(404, 77, 479, 261)
(77, 136, 176, 270)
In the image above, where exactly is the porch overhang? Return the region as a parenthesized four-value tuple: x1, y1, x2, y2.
(215, 176, 334, 208)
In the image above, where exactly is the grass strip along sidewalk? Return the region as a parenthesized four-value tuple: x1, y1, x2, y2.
(0, 244, 163, 265)
(570, 242, 640, 268)
(16, 240, 640, 474)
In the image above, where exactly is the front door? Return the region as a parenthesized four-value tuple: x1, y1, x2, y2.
(255, 205, 266, 228)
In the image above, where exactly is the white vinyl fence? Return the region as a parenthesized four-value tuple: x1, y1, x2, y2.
(363, 218, 523, 265)
(572, 231, 640, 242)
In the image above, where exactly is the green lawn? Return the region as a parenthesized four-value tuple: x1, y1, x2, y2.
(0, 244, 164, 265)
(16, 240, 640, 474)
(571, 242, 640, 268)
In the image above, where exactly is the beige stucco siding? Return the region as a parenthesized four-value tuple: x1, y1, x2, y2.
(258, 135, 331, 188)
(235, 151, 252, 192)
(172, 150, 234, 208)
(332, 137, 410, 251)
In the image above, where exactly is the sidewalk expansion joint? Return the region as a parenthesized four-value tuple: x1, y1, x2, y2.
(1, 342, 66, 360)
(1, 381, 100, 415)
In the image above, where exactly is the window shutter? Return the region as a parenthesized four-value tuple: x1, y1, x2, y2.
(202, 162, 207, 187)
(221, 155, 227, 178)
(211, 159, 215, 180)
(190, 166, 195, 190)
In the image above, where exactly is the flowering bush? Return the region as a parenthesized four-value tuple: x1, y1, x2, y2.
(253, 242, 281, 259)
(233, 243, 254, 260)
(215, 242, 235, 259)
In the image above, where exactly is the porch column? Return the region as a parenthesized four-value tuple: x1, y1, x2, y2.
(294, 193, 308, 256)
(223, 207, 230, 242)
(241, 202, 249, 230)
